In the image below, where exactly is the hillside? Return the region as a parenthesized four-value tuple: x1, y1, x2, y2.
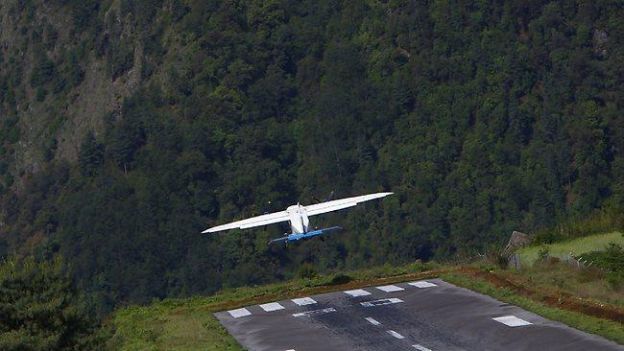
(2, 1, 624, 315)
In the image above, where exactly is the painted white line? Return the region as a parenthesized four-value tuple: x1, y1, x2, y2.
(387, 330, 405, 339)
(292, 307, 336, 317)
(259, 302, 285, 312)
(361, 297, 403, 307)
(493, 315, 532, 327)
(376, 284, 404, 292)
(291, 297, 317, 306)
(413, 344, 432, 351)
(408, 281, 437, 288)
(365, 317, 381, 326)
(228, 308, 251, 318)
(285, 349, 296, 351)
(344, 289, 371, 297)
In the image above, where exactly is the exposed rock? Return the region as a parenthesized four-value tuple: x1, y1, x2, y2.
(593, 29, 608, 57)
(503, 231, 531, 255)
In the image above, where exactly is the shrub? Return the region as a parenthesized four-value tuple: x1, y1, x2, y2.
(328, 273, 352, 285)
(581, 243, 624, 290)
(537, 246, 550, 262)
(296, 263, 317, 280)
(0, 256, 108, 350)
(582, 243, 624, 272)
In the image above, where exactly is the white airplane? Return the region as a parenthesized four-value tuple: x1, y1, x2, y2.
(202, 192, 393, 244)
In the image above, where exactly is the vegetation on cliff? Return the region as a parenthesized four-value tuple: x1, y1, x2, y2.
(1, 1, 624, 314)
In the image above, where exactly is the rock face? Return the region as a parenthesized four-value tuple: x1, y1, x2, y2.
(0, 1, 145, 187)
(503, 231, 531, 255)
(593, 29, 608, 57)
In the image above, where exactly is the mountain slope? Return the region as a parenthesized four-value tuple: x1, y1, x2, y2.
(1, 0, 624, 314)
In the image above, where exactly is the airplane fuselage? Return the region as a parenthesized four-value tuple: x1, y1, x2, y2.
(286, 204, 310, 233)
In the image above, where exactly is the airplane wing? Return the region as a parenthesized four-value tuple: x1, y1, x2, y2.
(304, 192, 393, 216)
(202, 210, 290, 233)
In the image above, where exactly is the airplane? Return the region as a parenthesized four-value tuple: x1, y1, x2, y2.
(202, 192, 393, 244)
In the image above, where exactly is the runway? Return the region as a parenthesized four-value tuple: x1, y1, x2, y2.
(214, 278, 624, 351)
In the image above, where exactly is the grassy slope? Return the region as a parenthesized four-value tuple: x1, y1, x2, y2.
(110, 300, 241, 351)
(507, 263, 624, 308)
(517, 231, 624, 266)
(108, 260, 624, 350)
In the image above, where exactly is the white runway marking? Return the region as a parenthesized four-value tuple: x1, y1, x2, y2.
(387, 330, 405, 339)
(376, 284, 404, 292)
(361, 297, 403, 307)
(292, 307, 336, 317)
(413, 344, 432, 351)
(409, 281, 437, 288)
(344, 289, 371, 297)
(259, 302, 285, 312)
(228, 308, 251, 318)
(291, 297, 317, 306)
(365, 317, 381, 325)
(493, 315, 532, 327)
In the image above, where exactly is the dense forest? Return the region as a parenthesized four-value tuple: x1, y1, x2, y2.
(1, 0, 624, 315)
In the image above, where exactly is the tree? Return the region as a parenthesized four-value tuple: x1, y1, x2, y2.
(78, 132, 104, 177)
(0, 256, 106, 350)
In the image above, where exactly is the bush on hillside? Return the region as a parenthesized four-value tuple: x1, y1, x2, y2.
(0, 256, 107, 350)
(581, 243, 624, 289)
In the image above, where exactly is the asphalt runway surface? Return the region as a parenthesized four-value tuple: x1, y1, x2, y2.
(215, 278, 624, 351)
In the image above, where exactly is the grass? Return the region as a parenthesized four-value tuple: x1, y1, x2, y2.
(109, 301, 242, 351)
(513, 263, 624, 308)
(517, 231, 624, 266)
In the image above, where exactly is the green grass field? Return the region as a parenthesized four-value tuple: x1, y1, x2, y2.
(517, 231, 624, 266)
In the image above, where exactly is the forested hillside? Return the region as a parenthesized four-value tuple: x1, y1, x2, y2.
(1, 0, 624, 315)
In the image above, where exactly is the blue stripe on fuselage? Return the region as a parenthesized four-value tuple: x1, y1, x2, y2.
(269, 226, 342, 244)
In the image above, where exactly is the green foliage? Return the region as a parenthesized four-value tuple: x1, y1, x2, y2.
(78, 132, 104, 176)
(328, 273, 352, 285)
(534, 209, 624, 244)
(537, 247, 550, 262)
(0, 256, 106, 350)
(582, 243, 624, 289)
(30, 54, 56, 87)
(518, 232, 624, 266)
(296, 263, 317, 280)
(3, 0, 624, 317)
